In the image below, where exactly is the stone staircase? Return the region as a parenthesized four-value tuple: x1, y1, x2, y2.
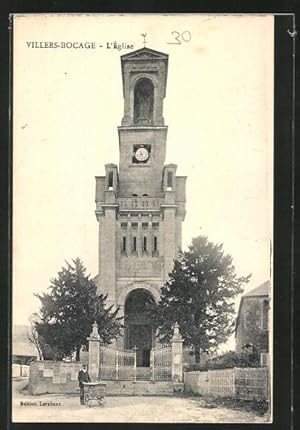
(136, 367, 151, 381)
(102, 380, 174, 396)
(96, 366, 174, 395)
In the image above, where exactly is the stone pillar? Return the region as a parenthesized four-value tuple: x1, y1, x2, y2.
(171, 322, 184, 382)
(127, 216, 131, 255)
(148, 214, 153, 255)
(87, 321, 101, 381)
(163, 206, 176, 278)
(137, 214, 142, 257)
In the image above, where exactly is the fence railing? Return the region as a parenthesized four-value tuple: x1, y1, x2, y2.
(184, 367, 269, 401)
(150, 344, 172, 381)
(99, 346, 136, 381)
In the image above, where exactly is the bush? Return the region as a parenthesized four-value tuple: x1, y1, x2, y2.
(203, 396, 269, 417)
(185, 350, 259, 371)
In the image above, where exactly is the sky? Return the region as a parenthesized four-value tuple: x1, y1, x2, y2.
(13, 14, 274, 351)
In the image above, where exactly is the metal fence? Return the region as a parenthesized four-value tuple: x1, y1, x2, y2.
(99, 346, 136, 381)
(150, 344, 172, 381)
(117, 349, 136, 381)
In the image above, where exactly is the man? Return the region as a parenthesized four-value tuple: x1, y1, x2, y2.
(78, 364, 91, 405)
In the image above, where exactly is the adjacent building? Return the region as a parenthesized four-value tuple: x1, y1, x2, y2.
(235, 281, 270, 365)
(12, 325, 38, 365)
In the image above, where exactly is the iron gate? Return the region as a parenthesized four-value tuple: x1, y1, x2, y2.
(99, 346, 136, 381)
(150, 344, 172, 381)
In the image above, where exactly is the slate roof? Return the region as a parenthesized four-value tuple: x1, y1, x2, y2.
(243, 280, 270, 298)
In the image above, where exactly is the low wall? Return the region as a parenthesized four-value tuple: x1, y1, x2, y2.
(28, 361, 175, 396)
(184, 371, 209, 396)
(12, 364, 30, 378)
(184, 367, 268, 401)
(28, 361, 82, 395)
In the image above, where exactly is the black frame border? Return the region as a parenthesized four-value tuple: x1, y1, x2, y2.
(0, 4, 295, 430)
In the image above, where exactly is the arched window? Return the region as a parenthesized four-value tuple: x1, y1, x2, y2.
(134, 78, 154, 125)
(108, 171, 113, 190)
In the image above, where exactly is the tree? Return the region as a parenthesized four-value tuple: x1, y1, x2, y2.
(27, 313, 44, 360)
(149, 236, 251, 362)
(34, 258, 123, 360)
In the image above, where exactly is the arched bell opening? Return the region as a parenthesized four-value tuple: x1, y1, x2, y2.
(124, 288, 155, 367)
(133, 78, 154, 125)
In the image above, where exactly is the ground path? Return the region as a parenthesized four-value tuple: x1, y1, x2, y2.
(12, 378, 266, 423)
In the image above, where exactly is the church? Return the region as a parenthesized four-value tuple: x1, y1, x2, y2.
(94, 47, 187, 367)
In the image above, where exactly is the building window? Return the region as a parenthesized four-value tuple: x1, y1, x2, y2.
(133, 236, 137, 252)
(167, 171, 173, 190)
(152, 222, 159, 229)
(121, 222, 127, 229)
(108, 171, 114, 190)
(143, 237, 147, 251)
(122, 237, 126, 252)
(131, 222, 138, 230)
(154, 236, 158, 252)
(142, 222, 148, 229)
(261, 300, 269, 331)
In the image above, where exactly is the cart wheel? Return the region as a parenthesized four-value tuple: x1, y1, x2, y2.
(84, 393, 92, 407)
(97, 395, 106, 407)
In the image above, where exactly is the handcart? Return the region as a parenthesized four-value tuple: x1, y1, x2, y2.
(83, 381, 106, 407)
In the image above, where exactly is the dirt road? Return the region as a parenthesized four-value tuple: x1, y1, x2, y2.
(12, 378, 267, 423)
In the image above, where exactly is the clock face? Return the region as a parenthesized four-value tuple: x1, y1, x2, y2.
(135, 147, 149, 162)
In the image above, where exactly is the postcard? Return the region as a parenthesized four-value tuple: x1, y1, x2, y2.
(12, 13, 273, 423)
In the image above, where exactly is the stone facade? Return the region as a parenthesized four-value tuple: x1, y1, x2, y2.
(235, 281, 270, 355)
(94, 48, 186, 356)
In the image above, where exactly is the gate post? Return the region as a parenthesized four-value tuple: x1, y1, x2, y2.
(150, 349, 155, 381)
(133, 345, 137, 383)
(87, 321, 101, 381)
(171, 322, 184, 382)
(115, 350, 119, 381)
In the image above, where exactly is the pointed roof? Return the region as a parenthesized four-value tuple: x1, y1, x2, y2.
(243, 280, 270, 298)
(121, 47, 168, 62)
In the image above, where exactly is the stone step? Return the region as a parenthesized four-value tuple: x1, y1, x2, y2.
(102, 380, 174, 396)
(136, 367, 151, 380)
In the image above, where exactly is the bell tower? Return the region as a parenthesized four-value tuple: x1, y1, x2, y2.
(95, 47, 186, 357)
(118, 48, 169, 198)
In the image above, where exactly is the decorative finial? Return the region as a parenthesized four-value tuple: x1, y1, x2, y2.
(172, 321, 183, 341)
(141, 33, 147, 48)
(90, 321, 100, 339)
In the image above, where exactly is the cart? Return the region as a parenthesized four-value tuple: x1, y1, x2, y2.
(83, 381, 106, 407)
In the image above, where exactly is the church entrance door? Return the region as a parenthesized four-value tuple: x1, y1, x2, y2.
(124, 289, 155, 368)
